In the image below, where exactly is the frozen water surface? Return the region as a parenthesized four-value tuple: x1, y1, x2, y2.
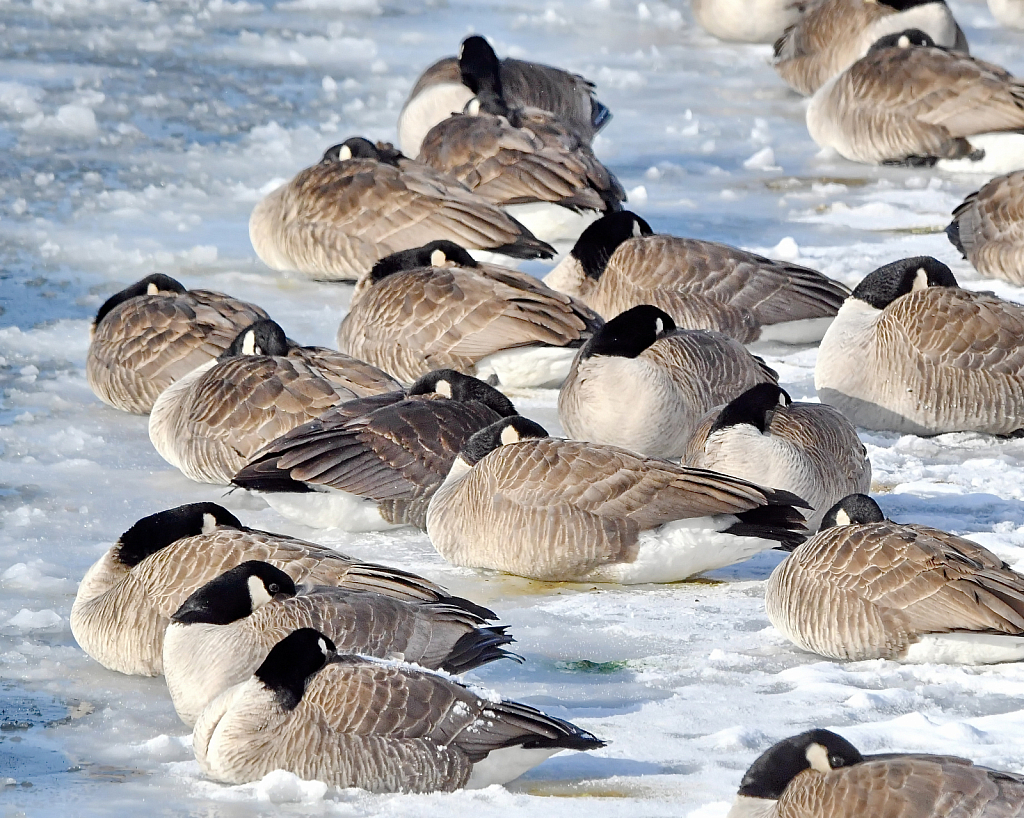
(3, 0, 1024, 813)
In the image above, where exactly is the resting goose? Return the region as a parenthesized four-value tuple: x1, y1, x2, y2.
(692, 0, 807, 43)
(766, 494, 1024, 663)
(337, 241, 603, 388)
(683, 383, 871, 531)
(558, 305, 779, 459)
(728, 728, 1024, 818)
(807, 30, 1024, 167)
(815, 256, 1024, 435)
(773, 0, 967, 96)
(163, 561, 515, 726)
(248, 137, 554, 282)
(398, 35, 611, 159)
(194, 628, 603, 791)
(86, 274, 269, 415)
(148, 318, 400, 484)
(426, 417, 808, 584)
(417, 36, 624, 244)
(70, 502, 483, 676)
(232, 369, 518, 531)
(947, 170, 1024, 286)
(543, 212, 849, 345)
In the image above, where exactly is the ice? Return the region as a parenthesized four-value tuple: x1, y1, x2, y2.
(2, 0, 1024, 813)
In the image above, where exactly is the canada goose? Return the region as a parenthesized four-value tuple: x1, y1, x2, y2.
(683, 384, 870, 530)
(398, 35, 611, 159)
(773, 0, 968, 96)
(558, 305, 779, 459)
(806, 30, 1024, 167)
(815, 256, 1024, 435)
(86, 274, 269, 415)
(163, 561, 515, 726)
(336, 241, 603, 388)
(426, 417, 809, 584)
(543, 212, 849, 344)
(193, 628, 604, 792)
(248, 137, 555, 283)
(148, 318, 400, 485)
(766, 493, 1024, 663)
(692, 0, 807, 43)
(947, 170, 1024, 286)
(232, 369, 518, 531)
(727, 728, 1024, 818)
(416, 37, 624, 244)
(989, 0, 1024, 28)
(71, 502, 486, 676)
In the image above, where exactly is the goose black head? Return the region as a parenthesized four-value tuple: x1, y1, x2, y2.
(255, 628, 336, 711)
(570, 211, 654, 280)
(850, 256, 958, 310)
(736, 729, 864, 802)
(461, 416, 548, 465)
(710, 383, 791, 436)
(459, 35, 503, 99)
(219, 319, 290, 360)
(322, 137, 379, 163)
(171, 561, 297, 626)
(581, 305, 676, 360)
(819, 494, 885, 531)
(408, 370, 517, 417)
(368, 240, 478, 284)
(115, 502, 243, 568)
(867, 28, 938, 53)
(93, 273, 186, 330)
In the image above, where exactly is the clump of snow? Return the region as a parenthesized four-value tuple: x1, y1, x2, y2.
(7, 609, 63, 632)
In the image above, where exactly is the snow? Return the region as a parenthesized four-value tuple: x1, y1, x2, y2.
(2, 0, 1024, 813)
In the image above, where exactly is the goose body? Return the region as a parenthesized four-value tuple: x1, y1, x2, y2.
(86, 274, 269, 415)
(558, 306, 779, 459)
(70, 503, 478, 677)
(148, 319, 400, 485)
(684, 384, 870, 530)
(398, 36, 610, 158)
(693, 0, 807, 43)
(249, 138, 554, 283)
(815, 256, 1024, 435)
(766, 494, 1024, 663)
(232, 370, 518, 532)
(426, 418, 808, 584)
(947, 171, 1024, 286)
(806, 31, 1024, 166)
(728, 728, 1024, 818)
(163, 562, 514, 726)
(543, 212, 848, 345)
(337, 241, 602, 388)
(193, 628, 604, 792)
(773, 0, 967, 96)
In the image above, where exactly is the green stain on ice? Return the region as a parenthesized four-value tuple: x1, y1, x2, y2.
(556, 659, 630, 674)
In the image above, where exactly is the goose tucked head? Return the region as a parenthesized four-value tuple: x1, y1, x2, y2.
(220, 319, 290, 360)
(170, 561, 297, 626)
(459, 35, 503, 99)
(571, 211, 654, 280)
(93, 273, 186, 331)
(867, 28, 938, 53)
(710, 383, 791, 436)
(255, 628, 336, 711)
(819, 494, 885, 531)
(408, 370, 518, 417)
(322, 137, 379, 164)
(114, 502, 243, 568)
(581, 305, 676, 360)
(368, 240, 479, 284)
(460, 416, 549, 466)
(849, 256, 958, 311)
(735, 729, 864, 802)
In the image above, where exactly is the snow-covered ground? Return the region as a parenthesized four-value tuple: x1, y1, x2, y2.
(3, 0, 1024, 813)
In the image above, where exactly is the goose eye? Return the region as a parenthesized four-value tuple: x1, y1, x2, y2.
(268, 583, 280, 594)
(829, 754, 846, 768)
